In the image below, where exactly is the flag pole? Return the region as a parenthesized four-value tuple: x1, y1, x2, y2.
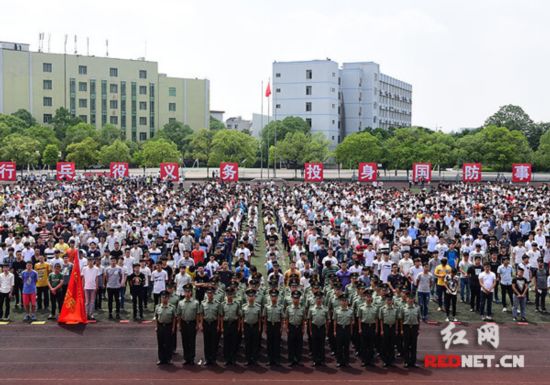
(267, 79, 270, 179)
(260, 80, 264, 179)
(270, 77, 276, 178)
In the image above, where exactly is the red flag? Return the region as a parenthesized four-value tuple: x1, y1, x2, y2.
(265, 82, 271, 97)
(58, 251, 87, 324)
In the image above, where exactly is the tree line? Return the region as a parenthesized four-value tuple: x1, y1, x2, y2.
(0, 104, 548, 171)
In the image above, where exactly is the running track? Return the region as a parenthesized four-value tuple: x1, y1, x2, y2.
(1, 321, 548, 385)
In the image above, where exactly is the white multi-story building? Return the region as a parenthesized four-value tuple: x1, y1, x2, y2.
(272, 59, 412, 147)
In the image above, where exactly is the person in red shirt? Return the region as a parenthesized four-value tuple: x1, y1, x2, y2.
(191, 243, 205, 265)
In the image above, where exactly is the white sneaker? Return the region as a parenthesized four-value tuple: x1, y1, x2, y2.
(437, 307, 442, 311)
(453, 318, 458, 322)
(481, 316, 486, 321)
(502, 308, 507, 312)
(445, 317, 450, 322)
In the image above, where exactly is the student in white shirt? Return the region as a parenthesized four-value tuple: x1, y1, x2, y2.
(150, 264, 168, 306)
(478, 262, 497, 321)
(81, 259, 99, 319)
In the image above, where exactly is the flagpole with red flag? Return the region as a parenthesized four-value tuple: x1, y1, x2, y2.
(58, 250, 87, 324)
(265, 79, 275, 177)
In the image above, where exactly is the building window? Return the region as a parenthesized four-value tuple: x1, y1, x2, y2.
(306, 118, 312, 128)
(109, 67, 118, 77)
(332, 120, 335, 124)
(78, 65, 87, 75)
(139, 132, 147, 141)
(275, 73, 281, 78)
(110, 116, 118, 125)
(43, 63, 52, 72)
(139, 70, 147, 79)
(331, 104, 335, 109)
(275, 104, 281, 109)
(79, 82, 87, 92)
(43, 80, 52, 90)
(331, 87, 335, 92)
(306, 69, 312, 79)
(305, 102, 312, 112)
(168, 103, 176, 112)
(139, 86, 147, 95)
(168, 87, 176, 97)
(306, 86, 312, 95)
(79, 115, 88, 123)
(110, 100, 118, 109)
(43, 114, 53, 123)
(43, 97, 53, 107)
(169, 118, 176, 123)
(139, 117, 147, 125)
(332, 72, 336, 77)
(139, 102, 147, 110)
(110, 84, 118, 93)
(79, 99, 87, 108)
(276, 88, 281, 93)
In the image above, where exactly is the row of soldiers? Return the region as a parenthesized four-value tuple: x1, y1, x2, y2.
(154, 271, 421, 368)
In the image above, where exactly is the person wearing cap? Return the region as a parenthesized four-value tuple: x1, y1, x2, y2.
(199, 286, 221, 365)
(263, 288, 283, 366)
(221, 287, 241, 365)
(378, 294, 400, 367)
(47, 263, 63, 320)
(176, 283, 200, 365)
(534, 257, 548, 313)
(308, 291, 328, 367)
(327, 283, 343, 355)
(155, 290, 176, 365)
(400, 293, 420, 368)
(285, 290, 306, 366)
(127, 263, 145, 321)
(333, 294, 354, 367)
(357, 289, 377, 367)
(242, 288, 261, 365)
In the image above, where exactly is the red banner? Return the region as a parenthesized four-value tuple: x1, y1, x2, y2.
(160, 163, 179, 181)
(412, 162, 432, 183)
(304, 162, 324, 182)
(110, 162, 129, 178)
(0, 161, 16, 181)
(220, 162, 238, 182)
(56, 162, 75, 181)
(358, 162, 377, 182)
(511, 163, 532, 183)
(462, 163, 482, 182)
(58, 249, 87, 324)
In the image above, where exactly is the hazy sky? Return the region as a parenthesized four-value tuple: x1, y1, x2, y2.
(2, 0, 550, 131)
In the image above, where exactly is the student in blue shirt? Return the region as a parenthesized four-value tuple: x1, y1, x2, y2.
(21, 261, 38, 322)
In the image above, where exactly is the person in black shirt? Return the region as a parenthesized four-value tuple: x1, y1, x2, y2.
(193, 265, 210, 302)
(127, 263, 145, 321)
(467, 256, 483, 313)
(387, 265, 405, 292)
(488, 252, 501, 303)
(11, 252, 26, 307)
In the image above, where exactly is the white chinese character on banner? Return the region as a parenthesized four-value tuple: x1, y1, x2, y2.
(477, 324, 499, 349)
(513, 165, 530, 181)
(0, 164, 15, 179)
(59, 164, 73, 179)
(222, 164, 236, 180)
(163, 164, 177, 180)
(465, 165, 480, 180)
(360, 164, 375, 180)
(415, 164, 430, 180)
(440, 323, 469, 350)
(112, 164, 127, 178)
(306, 164, 322, 180)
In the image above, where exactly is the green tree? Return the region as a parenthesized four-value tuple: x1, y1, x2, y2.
(525, 122, 550, 150)
(134, 139, 181, 167)
(190, 128, 214, 169)
(98, 139, 131, 166)
(484, 105, 533, 132)
(534, 129, 550, 170)
(0, 114, 27, 135)
(478, 125, 532, 170)
(453, 134, 484, 165)
(24, 125, 60, 153)
(66, 137, 99, 168)
(52, 107, 81, 140)
(261, 116, 310, 153)
(384, 127, 434, 170)
(11, 109, 36, 128)
(0, 134, 41, 167)
(98, 124, 122, 146)
(156, 121, 193, 156)
(208, 129, 258, 167)
(42, 144, 60, 167)
(334, 131, 384, 168)
(423, 131, 456, 170)
(64, 122, 98, 148)
(209, 117, 226, 131)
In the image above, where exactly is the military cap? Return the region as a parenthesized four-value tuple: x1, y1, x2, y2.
(269, 289, 279, 297)
(291, 291, 302, 299)
(314, 292, 323, 298)
(245, 288, 257, 297)
(160, 290, 169, 297)
(183, 283, 193, 292)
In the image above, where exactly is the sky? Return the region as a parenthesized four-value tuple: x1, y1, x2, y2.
(2, 0, 550, 132)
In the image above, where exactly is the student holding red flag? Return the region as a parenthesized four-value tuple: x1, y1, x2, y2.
(58, 250, 87, 325)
